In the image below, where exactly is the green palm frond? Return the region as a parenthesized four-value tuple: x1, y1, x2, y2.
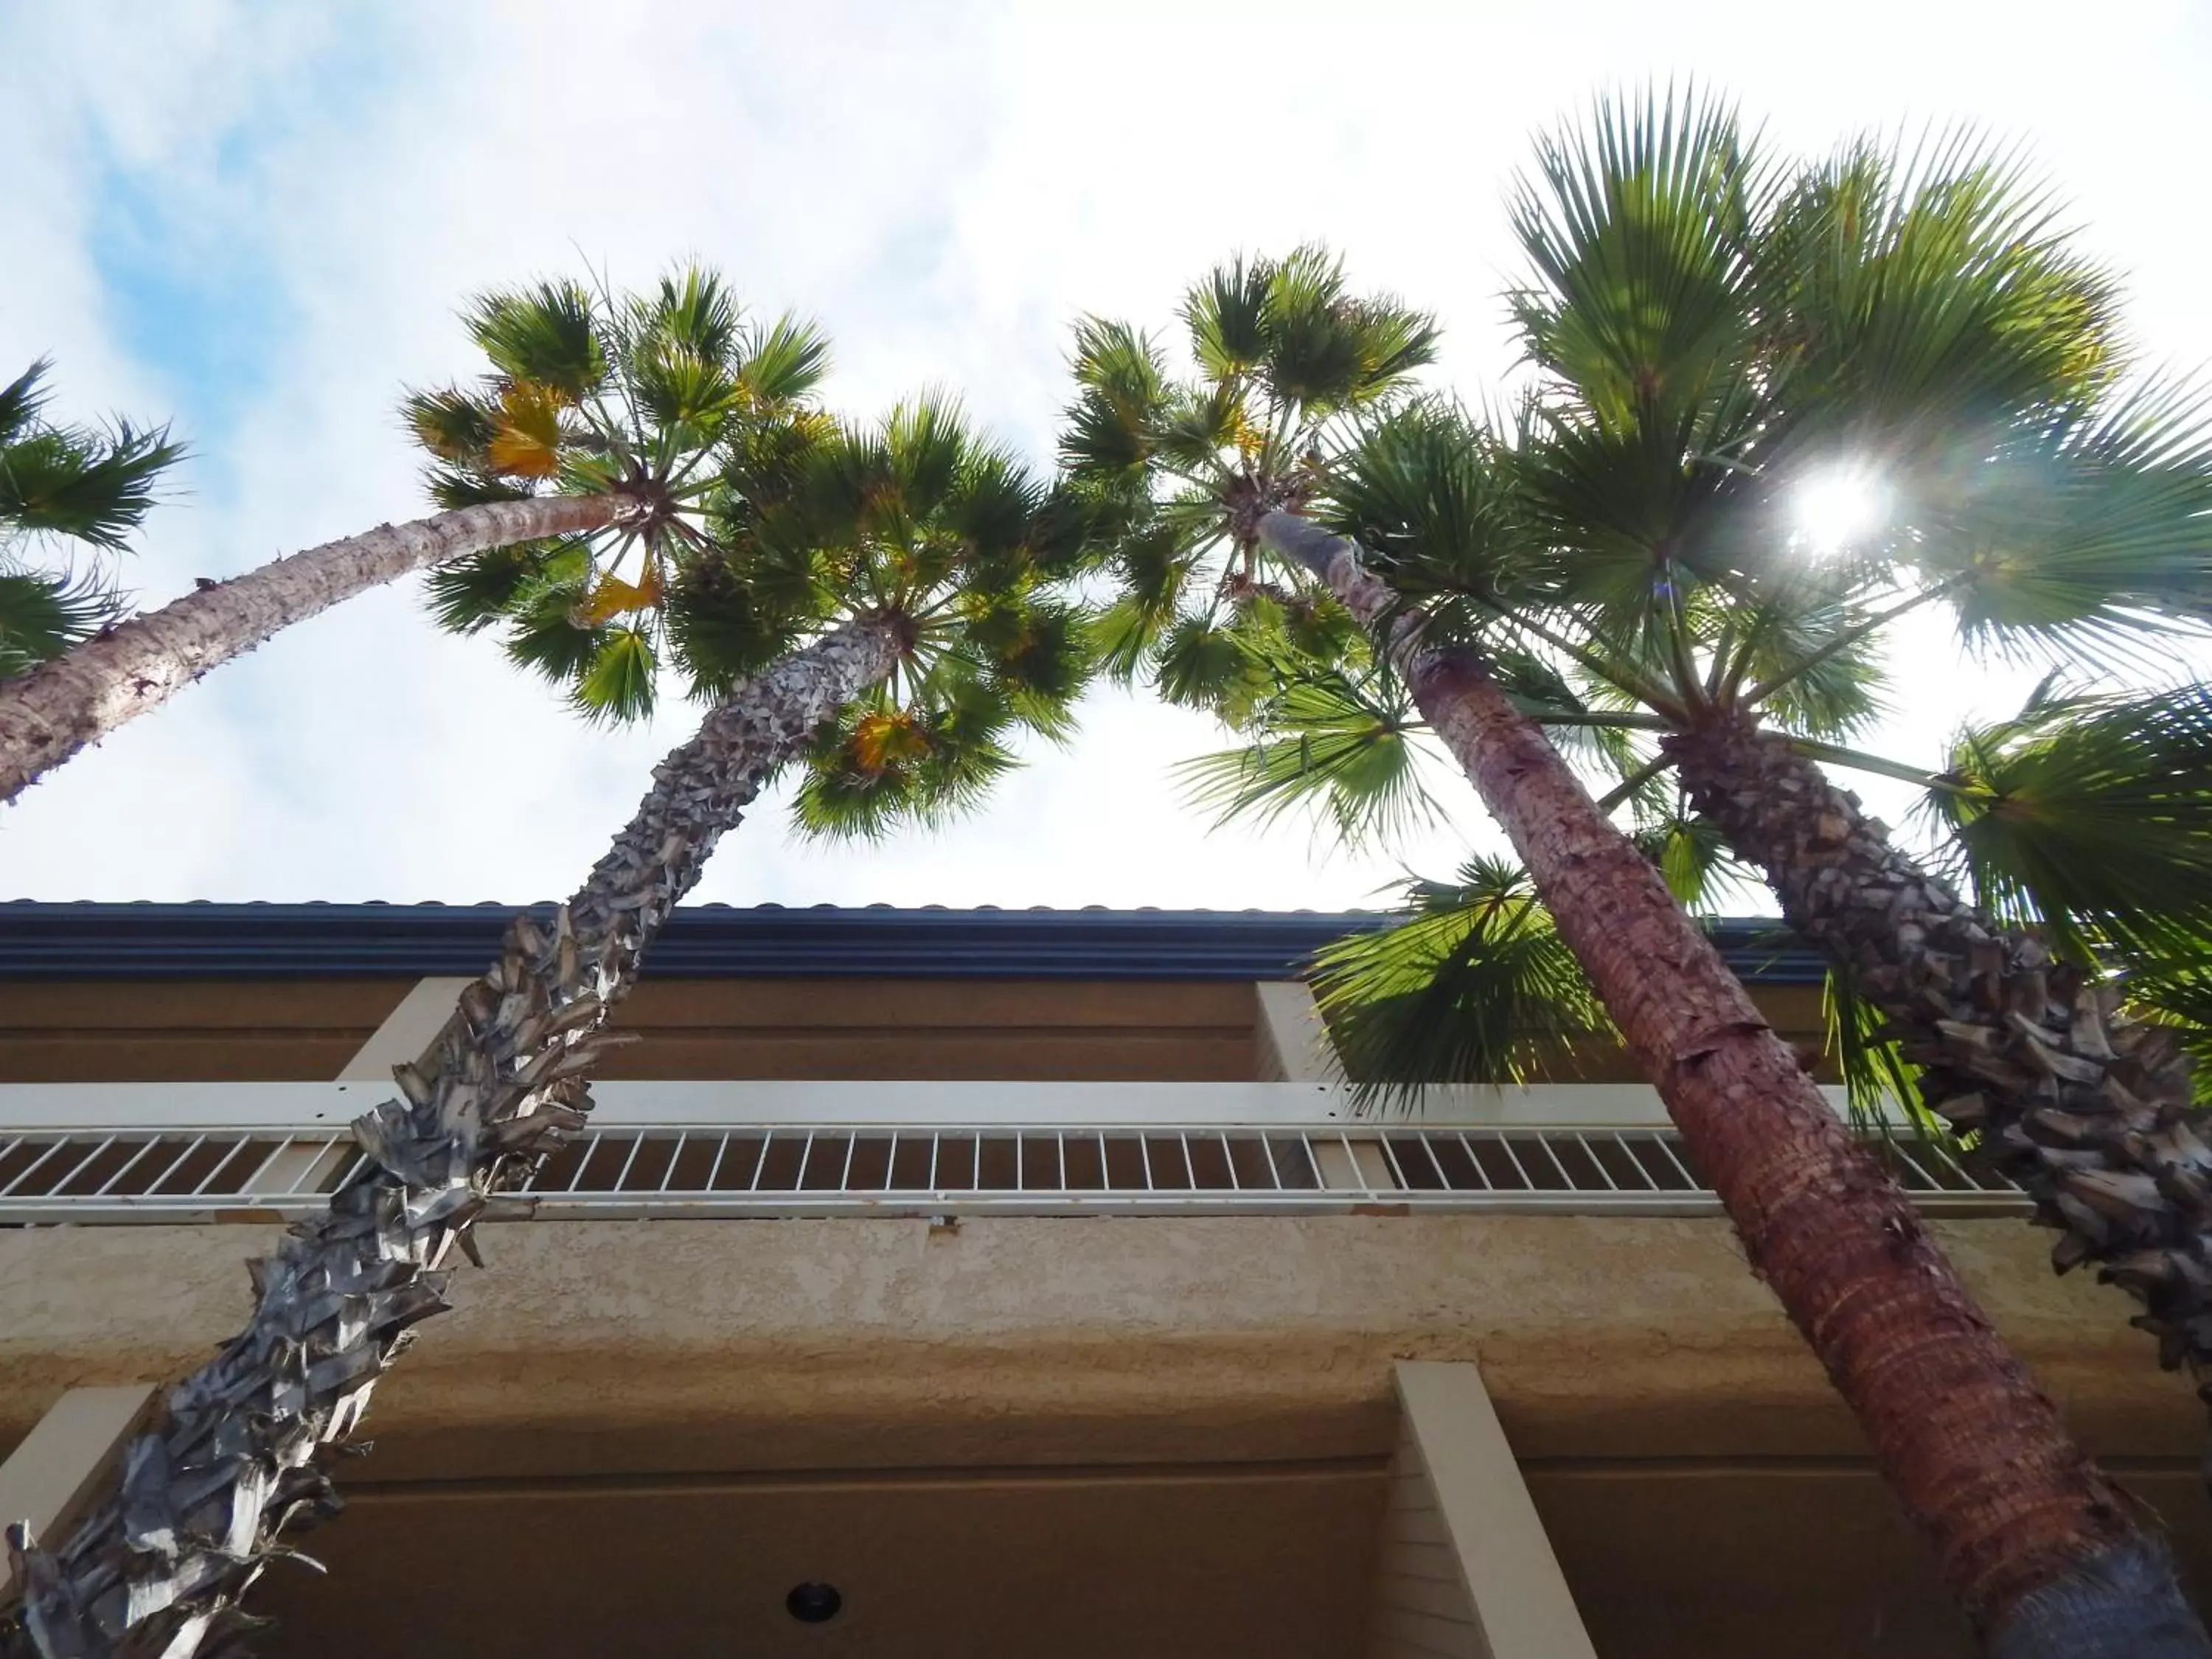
(1754, 128, 2119, 450)
(422, 541, 574, 635)
(1183, 254, 1273, 380)
(403, 388, 501, 465)
(883, 394, 970, 519)
(1312, 858, 1613, 1104)
(1177, 654, 1441, 846)
(0, 361, 53, 446)
(1705, 574, 1891, 740)
(465, 281, 608, 402)
(572, 625, 658, 723)
(1824, 971, 1931, 1133)
(0, 566, 125, 678)
(1508, 87, 1767, 433)
(1321, 400, 1535, 608)
(1907, 376, 2212, 660)
(792, 669, 1022, 841)
(0, 362, 182, 556)
(1624, 809, 1747, 910)
(664, 552, 826, 698)
(966, 595, 1093, 737)
(1061, 319, 1168, 480)
(1152, 611, 1270, 720)
(737, 314, 832, 408)
(1259, 244, 1439, 414)
(641, 268, 742, 366)
(1919, 679, 2212, 960)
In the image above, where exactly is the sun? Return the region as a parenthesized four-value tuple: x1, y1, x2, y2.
(1792, 465, 1889, 555)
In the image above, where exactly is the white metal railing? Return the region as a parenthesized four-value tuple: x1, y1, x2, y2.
(0, 1082, 2024, 1225)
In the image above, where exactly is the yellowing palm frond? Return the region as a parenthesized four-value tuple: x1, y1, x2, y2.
(484, 381, 568, 479)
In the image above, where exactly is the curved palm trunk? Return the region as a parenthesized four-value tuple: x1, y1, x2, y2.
(0, 615, 902, 1659)
(1663, 720, 2212, 1365)
(0, 493, 644, 805)
(1258, 512, 2206, 1655)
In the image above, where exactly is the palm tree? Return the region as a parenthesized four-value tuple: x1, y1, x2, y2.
(0, 400, 1098, 1659)
(0, 358, 181, 680)
(429, 386, 1098, 835)
(0, 269, 816, 804)
(1206, 97, 2212, 1478)
(1061, 238, 2209, 1650)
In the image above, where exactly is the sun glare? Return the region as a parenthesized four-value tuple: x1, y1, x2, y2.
(1792, 466, 1889, 555)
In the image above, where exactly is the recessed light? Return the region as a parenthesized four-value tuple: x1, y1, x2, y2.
(786, 1582, 844, 1624)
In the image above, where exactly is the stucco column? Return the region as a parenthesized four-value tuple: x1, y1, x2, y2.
(1368, 1360, 1597, 1659)
(0, 1385, 156, 1596)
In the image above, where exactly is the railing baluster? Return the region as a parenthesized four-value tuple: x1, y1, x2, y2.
(1453, 1132, 1495, 1192)
(1, 1139, 71, 1197)
(144, 1135, 206, 1197)
(1651, 1134, 1701, 1191)
(1574, 1133, 1621, 1193)
(92, 1137, 161, 1197)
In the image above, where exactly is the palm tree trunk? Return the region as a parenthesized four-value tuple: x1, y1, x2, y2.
(0, 614, 903, 1659)
(1257, 511, 2206, 1655)
(1662, 717, 2212, 1375)
(0, 493, 645, 805)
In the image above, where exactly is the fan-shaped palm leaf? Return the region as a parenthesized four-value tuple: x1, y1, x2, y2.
(1312, 858, 1612, 1103)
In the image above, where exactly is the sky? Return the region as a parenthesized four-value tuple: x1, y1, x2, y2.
(1, 0, 2207, 914)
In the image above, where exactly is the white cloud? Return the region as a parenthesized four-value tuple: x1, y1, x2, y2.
(1, 0, 2207, 908)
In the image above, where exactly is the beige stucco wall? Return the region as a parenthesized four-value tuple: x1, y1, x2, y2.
(0, 1214, 2193, 1479)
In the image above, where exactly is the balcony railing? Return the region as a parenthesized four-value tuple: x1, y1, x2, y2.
(0, 1082, 2024, 1225)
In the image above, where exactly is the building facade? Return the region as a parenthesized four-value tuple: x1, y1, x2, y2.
(0, 902, 2202, 1656)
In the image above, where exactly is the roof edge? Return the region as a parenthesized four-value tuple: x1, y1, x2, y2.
(0, 902, 1828, 985)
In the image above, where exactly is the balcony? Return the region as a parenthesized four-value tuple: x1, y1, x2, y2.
(0, 1079, 2025, 1226)
(0, 904, 2197, 1659)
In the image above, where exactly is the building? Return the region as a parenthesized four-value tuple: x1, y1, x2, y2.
(0, 901, 2202, 1657)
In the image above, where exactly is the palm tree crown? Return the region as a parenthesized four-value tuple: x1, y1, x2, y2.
(0, 358, 182, 679)
(408, 268, 832, 723)
(420, 270, 1102, 835)
(1060, 246, 1436, 720)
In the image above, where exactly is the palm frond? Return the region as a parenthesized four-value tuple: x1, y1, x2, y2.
(791, 672, 1020, 841)
(0, 416, 182, 553)
(1060, 318, 1167, 480)
(1176, 655, 1441, 846)
(0, 361, 60, 448)
(0, 566, 125, 678)
(1907, 376, 2212, 661)
(1508, 86, 1768, 432)
(571, 625, 658, 723)
(465, 280, 608, 402)
(1261, 244, 1439, 414)
(1311, 858, 1613, 1105)
(739, 313, 832, 408)
(1183, 254, 1272, 380)
(1824, 970, 1932, 1133)
(1754, 127, 2120, 451)
(1918, 679, 2212, 959)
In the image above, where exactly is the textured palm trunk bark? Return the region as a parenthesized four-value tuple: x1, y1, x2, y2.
(1257, 512, 2206, 1655)
(0, 493, 642, 805)
(0, 616, 903, 1659)
(1663, 720, 2212, 1464)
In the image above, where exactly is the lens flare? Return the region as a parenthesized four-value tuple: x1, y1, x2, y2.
(1792, 467, 1889, 554)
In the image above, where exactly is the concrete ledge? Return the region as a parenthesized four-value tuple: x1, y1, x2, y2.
(0, 1216, 2194, 1482)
